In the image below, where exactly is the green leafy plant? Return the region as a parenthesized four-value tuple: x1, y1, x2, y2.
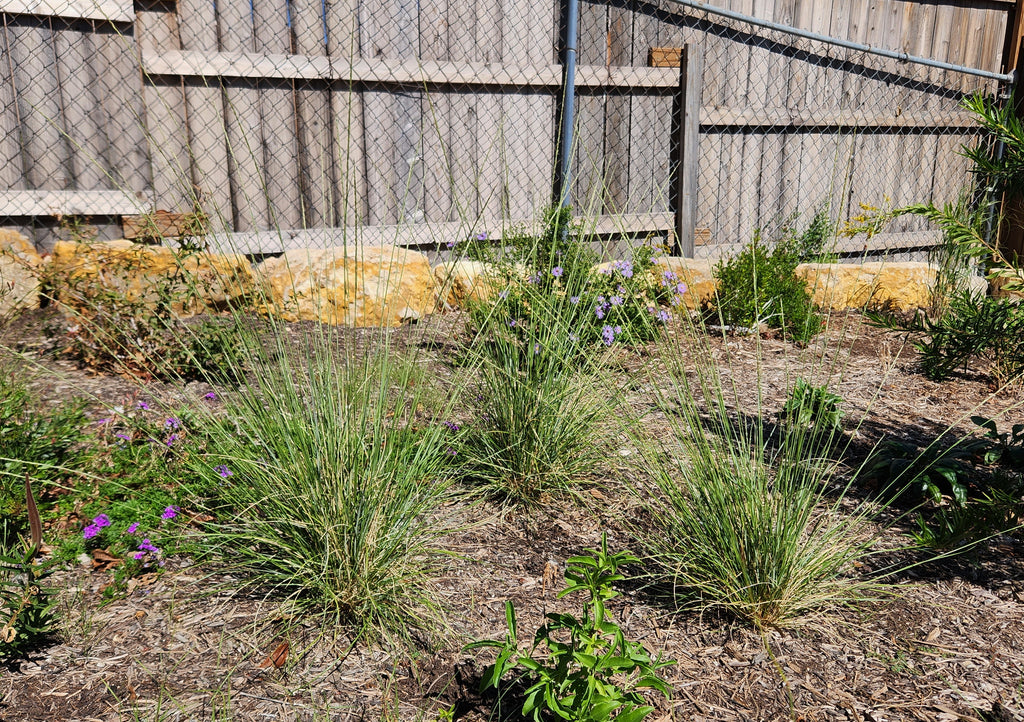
(1, 477, 55, 660)
(864, 439, 976, 506)
(780, 379, 844, 431)
(466, 534, 674, 722)
(0, 375, 88, 527)
(710, 236, 821, 342)
(971, 415, 1024, 467)
(868, 290, 1024, 385)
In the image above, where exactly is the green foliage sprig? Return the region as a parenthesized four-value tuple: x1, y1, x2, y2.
(710, 236, 821, 342)
(467, 535, 674, 722)
(781, 379, 844, 431)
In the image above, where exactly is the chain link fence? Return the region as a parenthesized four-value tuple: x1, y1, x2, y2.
(0, 0, 1013, 259)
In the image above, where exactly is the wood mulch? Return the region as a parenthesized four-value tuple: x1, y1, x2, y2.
(1, 309, 1023, 722)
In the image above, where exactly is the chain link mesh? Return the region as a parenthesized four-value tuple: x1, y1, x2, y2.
(0, 0, 1011, 258)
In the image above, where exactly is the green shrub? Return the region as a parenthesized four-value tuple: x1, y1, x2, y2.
(864, 439, 976, 506)
(467, 535, 674, 722)
(710, 237, 821, 342)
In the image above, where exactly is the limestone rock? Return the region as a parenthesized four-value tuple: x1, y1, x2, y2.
(50, 240, 256, 318)
(433, 260, 497, 308)
(0, 229, 42, 317)
(257, 245, 435, 327)
(651, 258, 717, 309)
(795, 262, 937, 311)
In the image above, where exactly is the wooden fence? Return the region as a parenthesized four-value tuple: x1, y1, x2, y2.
(0, 0, 1014, 255)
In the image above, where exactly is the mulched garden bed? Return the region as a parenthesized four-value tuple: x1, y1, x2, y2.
(1, 309, 1022, 722)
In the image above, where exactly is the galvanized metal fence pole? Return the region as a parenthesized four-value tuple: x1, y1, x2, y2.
(555, 0, 579, 210)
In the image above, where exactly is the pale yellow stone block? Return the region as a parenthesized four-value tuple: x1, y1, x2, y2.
(257, 245, 435, 327)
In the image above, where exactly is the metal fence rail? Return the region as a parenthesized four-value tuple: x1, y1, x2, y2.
(0, 0, 1014, 259)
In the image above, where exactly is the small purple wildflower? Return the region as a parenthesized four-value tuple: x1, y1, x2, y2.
(568, 333, 579, 343)
(534, 343, 541, 355)
(114, 433, 131, 442)
(528, 273, 541, 285)
(126, 522, 139, 534)
(569, 296, 580, 305)
(164, 418, 180, 430)
(137, 401, 150, 410)
(165, 434, 179, 448)
(443, 421, 460, 432)
(476, 231, 489, 241)
(133, 551, 146, 560)
(203, 392, 217, 400)
(508, 318, 518, 327)
(446, 447, 457, 456)
(657, 309, 672, 323)
(446, 239, 457, 249)
(613, 260, 634, 278)
(551, 266, 563, 278)
(595, 307, 605, 320)
(601, 325, 617, 346)
(214, 465, 232, 478)
(161, 506, 179, 520)
(675, 282, 687, 295)
(94, 514, 111, 529)
(610, 295, 624, 307)
(138, 538, 160, 554)
(662, 270, 678, 284)
(82, 524, 99, 540)
(96, 418, 111, 426)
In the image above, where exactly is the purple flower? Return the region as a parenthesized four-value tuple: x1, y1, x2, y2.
(443, 421, 460, 432)
(126, 522, 139, 534)
(115, 433, 131, 442)
(164, 418, 180, 430)
(446, 239, 458, 249)
(203, 392, 217, 400)
(662, 270, 678, 284)
(95, 418, 111, 426)
(595, 307, 605, 320)
(161, 506, 179, 520)
(93, 514, 112, 529)
(568, 333, 579, 343)
(476, 231, 489, 241)
(165, 434, 179, 448)
(551, 266, 563, 278)
(675, 282, 687, 295)
(610, 295, 624, 307)
(601, 325, 617, 346)
(138, 538, 160, 554)
(569, 296, 580, 305)
(613, 260, 634, 278)
(528, 273, 541, 285)
(508, 318, 518, 327)
(137, 401, 150, 410)
(657, 309, 672, 323)
(214, 465, 233, 478)
(533, 343, 541, 355)
(82, 524, 99, 540)
(446, 447, 457, 456)
(133, 551, 146, 560)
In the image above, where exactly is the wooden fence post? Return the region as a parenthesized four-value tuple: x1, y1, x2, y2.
(673, 44, 702, 258)
(999, 0, 1024, 264)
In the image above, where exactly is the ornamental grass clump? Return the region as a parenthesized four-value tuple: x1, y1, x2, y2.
(631, 329, 880, 627)
(190, 332, 457, 639)
(460, 283, 607, 506)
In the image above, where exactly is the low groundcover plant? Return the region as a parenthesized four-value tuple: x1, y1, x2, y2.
(467, 534, 674, 722)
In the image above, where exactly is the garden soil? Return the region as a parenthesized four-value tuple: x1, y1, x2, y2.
(1, 308, 1023, 722)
